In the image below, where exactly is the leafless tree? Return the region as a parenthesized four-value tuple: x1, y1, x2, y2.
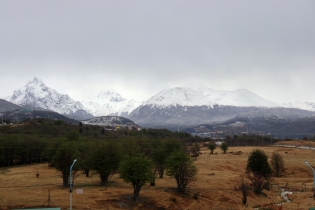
(270, 152, 284, 177)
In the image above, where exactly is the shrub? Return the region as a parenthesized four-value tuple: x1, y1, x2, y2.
(246, 149, 272, 194)
(208, 143, 216, 154)
(119, 155, 153, 201)
(220, 142, 228, 154)
(270, 152, 284, 177)
(170, 197, 177, 203)
(165, 151, 197, 194)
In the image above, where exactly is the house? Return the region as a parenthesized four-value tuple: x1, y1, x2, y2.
(215, 141, 225, 146)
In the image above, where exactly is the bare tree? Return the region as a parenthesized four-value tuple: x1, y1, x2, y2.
(236, 177, 248, 205)
(270, 152, 284, 177)
(190, 143, 200, 160)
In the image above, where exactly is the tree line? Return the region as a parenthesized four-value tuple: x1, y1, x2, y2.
(45, 130, 197, 200)
(0, 118, 198, 200)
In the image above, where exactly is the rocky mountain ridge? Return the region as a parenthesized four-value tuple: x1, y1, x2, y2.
(3, 77, 315, 135)
(6, 78, 92, 120)
(81, 116, 140, 128)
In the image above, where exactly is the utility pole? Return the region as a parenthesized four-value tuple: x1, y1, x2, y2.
(246, 124, 248, 146)
(70, 159, 77, 210)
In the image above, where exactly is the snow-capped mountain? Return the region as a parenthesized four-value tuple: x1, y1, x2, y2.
(128, 87, 314, 130)
(143, 87, 279, 107)
(7, 77, 92, 120)
(81, 91, 141, 117)
(282, 101, 315, 112)
(4, 77, 315, 134)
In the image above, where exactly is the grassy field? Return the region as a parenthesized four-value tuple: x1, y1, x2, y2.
(1, 141, 315, 210)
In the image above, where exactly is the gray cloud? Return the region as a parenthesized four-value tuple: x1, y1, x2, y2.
(0, 0, 314, 102)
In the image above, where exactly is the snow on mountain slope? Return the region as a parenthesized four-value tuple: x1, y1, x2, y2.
(282, 101, 315, 112)
(212, 89, 279, 107)
(81, 91, 141, 116)
(81, 116, 139, 127)
(8, 77, 87, 115)
(143, 87, 279, 108)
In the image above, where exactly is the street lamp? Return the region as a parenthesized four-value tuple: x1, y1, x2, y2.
(70, 159, 77, 210)
(305, 161, 315, 198)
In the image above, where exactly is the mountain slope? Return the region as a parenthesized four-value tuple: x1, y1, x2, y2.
(5, 78, 315, 136)
(129, 87, 284, 129)
(82, 116, 139, 127)
(3, 109, 79, 124)
(0, 99, 22, 112)
(188, 108, 315, 137)
(81, 91, 141, 117)
(282, 101, 315, 112)
(7, 77, 93, 120)
(143, 87, 279, 107)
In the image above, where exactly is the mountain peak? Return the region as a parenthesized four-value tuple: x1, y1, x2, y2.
(32, 77, 41, 83)
(8, 78, 87, 118)
(27, 77, 45, 86)
(94, 91, 126, 102)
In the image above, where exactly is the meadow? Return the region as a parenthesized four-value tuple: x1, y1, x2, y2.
(1, 141, 315, 210)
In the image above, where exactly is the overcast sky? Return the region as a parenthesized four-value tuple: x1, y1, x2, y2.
(0, 0, 314, 103)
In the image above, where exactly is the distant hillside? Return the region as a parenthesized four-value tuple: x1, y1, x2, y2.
(2, 109, 79, 125)
(5, 77, 315, 136)
(183, 109, 315, 138)
(0, 99, 22, 112)
(82, 116, 139, 128)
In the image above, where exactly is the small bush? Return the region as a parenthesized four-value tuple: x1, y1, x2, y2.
(193, 193, 199, 200)
(170, 197, 177, 203)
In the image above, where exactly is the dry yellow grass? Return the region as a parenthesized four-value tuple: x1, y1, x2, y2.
(1, 141, 315, 210)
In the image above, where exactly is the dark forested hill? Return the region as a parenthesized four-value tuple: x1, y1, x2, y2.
(1, 109, 79, 125)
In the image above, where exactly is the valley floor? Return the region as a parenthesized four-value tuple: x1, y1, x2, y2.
(1, 142, 315, 209)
